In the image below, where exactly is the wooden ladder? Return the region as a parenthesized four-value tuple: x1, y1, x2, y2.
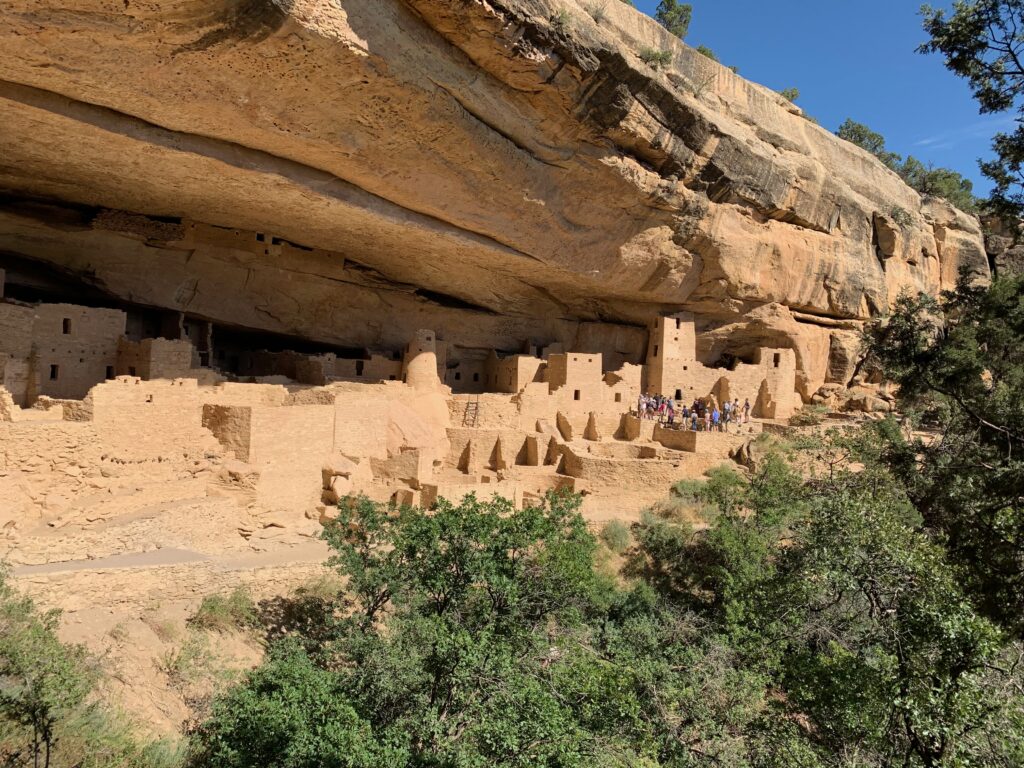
(463, 396, 480, 427)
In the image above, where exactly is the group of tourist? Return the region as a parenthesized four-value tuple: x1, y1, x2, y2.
(637, 394, 676, 422)
(636, 393, 752, 432)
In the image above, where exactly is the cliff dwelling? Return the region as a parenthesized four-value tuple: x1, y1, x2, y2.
(0, 0, 998, 741)
(0, 248, 798, 520)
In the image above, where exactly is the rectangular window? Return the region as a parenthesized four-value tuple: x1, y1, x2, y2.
(355, 360, 364, 376)
(473, 373, 480, 382)
(573, 390, 581, 401)
(675, 318, 682, 329)
(128, 366, 136, 376)
(105, 366, 114, 379)
(49, 364, 59, 380)
(773, 353, 781, 368)
(614, 393, 622, 403)
(62, 318, 71, 334)
(653, 345, 659, 357)
(455, 372, 462, 381)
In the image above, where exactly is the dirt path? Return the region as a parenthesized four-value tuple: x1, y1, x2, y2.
(13, 540, 329, 576)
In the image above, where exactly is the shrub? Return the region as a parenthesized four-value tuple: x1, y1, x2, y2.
(889, 205, 913, 227)
(550, 9, 570, 32)
(789, 404, 828, 427)
(0, 565, 173, 768)
(639, 47, 672, 69)
(160, 633, 212, 689)
(586, 2, 607, 23)
(190, 587, 257, 633)
(186, 641, 388, 768)
(671, 477, 706, 503)
(779, 87, 800, 102)
(695, 45, 718, 62)
(600, 519, 632, 554)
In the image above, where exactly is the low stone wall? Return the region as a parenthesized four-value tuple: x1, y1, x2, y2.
(621, 415, 657, 442)
(653, 425, 757, 455)
(560, 446, 698, 490)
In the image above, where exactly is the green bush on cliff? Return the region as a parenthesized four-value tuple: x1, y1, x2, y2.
(0, 566, 179, 768)
(638, 47, 672, 69)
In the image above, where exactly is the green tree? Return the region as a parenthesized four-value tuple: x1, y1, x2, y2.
(191, 494, 615, 766)
(655, 0, 692, 40)
(865, 272, 1024, 635)
(633, 440, 1024, 766)
(187, 641, 388, 768)
(921, 1, 1024, 215)
(835, 118, 903, 170)
(779, 87, 799, 103)
(770, 467, 1016, 766)
(695, 44, 718, 61)
(899, 155, 979, 212)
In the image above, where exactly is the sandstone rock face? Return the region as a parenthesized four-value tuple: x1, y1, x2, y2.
(0, 0, 989, 393)
(984, 216, 1024, 276)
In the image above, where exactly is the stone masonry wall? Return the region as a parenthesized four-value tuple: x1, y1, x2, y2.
(33, 304, 125, 400)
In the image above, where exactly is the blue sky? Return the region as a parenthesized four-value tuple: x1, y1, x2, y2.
(632, 1, 1013, 195)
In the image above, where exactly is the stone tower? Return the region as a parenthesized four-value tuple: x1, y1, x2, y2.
(646, 312, 697, 395)
(402, 329, 441, 389)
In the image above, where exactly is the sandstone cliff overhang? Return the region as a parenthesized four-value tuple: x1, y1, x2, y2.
(0, 0, 988, 362)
